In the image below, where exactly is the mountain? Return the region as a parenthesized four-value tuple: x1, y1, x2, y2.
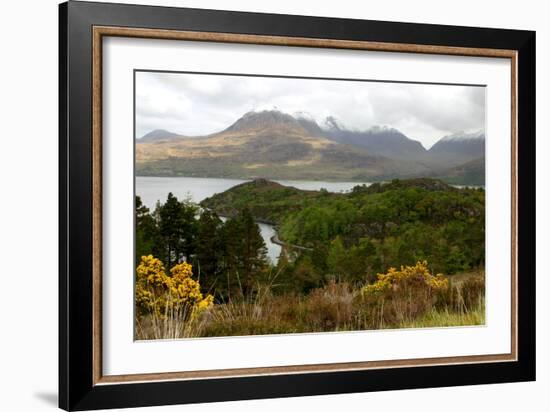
(136, 110, 433, 180)
(223, 110, 302, 134)
(322, 117, 428, 160)
(436, 156, 485, 186)
(136, 110, 484, 185)
(138, 129, 183, 143)
(294, 112, 327, 136)
(428, 130, 485, 166)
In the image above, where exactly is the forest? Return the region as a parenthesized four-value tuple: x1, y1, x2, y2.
(135, 178, 486, 339)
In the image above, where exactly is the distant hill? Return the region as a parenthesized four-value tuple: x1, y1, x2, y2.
(136, 110, 433, 181)
(201, 177, 467, 229)
(322, 117, 427, 160)
(136, 110, 484, 185)
(138, 129, 184, 143)
(200, 178, 333, 224)
(428, 130, 485, 166)
(436, 156, 485, 186)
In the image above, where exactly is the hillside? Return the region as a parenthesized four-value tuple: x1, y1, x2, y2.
(437, 156, 485, 186)
(428, 130, 485, 166)
(136, 110, 433, 181)
(138, 129, 184, 143)
(200, 178, 335, 224)
(137, 176, 485, 339)
(322, 117, 427, 160)
(136, 110, 485, 185)
(201, 177, 485, 275)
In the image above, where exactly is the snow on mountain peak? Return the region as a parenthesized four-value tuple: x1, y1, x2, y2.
(441, 130, 485, 142)
(293, 111, 316, 122)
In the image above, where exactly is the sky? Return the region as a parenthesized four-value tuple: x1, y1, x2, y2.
(135, 71, 485, 149)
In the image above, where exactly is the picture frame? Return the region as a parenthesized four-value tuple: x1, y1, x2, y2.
(59, 1, 536, 410)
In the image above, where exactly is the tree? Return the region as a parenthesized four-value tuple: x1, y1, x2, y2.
(157, 192, 198, 268)
(291, 254, 319, 293)
(326, 235, 348, 280)
(222, 208, 268, 297)
(194, 210, 224, 293)
(135, 196, 160, 263)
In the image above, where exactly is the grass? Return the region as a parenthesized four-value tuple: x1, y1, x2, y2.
(397, 305, 485, 329)
(135, 270, 485, 340)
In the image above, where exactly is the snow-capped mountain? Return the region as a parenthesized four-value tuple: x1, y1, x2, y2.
(322, 117, 427, 160)
(428, 130, 485, 165)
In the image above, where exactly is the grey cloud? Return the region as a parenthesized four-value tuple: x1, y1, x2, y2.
(135, 72, 485, 149)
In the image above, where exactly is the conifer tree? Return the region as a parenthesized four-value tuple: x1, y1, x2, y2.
(194, 209, 224, 292)
(135, 196, 160, 263)
(158, 192, 198, 268)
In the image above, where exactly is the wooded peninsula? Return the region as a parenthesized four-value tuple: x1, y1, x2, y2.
(135, 178, 485, 339)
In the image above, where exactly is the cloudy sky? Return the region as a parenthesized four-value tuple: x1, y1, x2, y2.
(135, 71, 485, 149)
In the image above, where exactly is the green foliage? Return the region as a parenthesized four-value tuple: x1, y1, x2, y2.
(135, 196, 160, 263)
(138, 178, 485, 309)
(193, 209, 224, 292)
(136, 194, 269, 302)
(200, 179, 333, 224)
(136, 178, 486, 337)
(202, 178, 485, 288)
(156, 192, 198, 268)
(281, 254, 320, 294)
(221, 208, 269, 298)
(279, 182, 484, 277)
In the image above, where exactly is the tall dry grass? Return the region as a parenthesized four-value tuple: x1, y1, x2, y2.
(135, 292, 212, 340)
(136, 268, 486, 339)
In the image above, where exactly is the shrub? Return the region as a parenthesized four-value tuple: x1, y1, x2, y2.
(360, 261, 449, 328)
(302, 281, 356, 331)
(135, 255, 213, 339)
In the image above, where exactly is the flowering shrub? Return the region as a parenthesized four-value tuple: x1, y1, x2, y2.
(360, 261, 449, 327)
(135, 255, 213, 322)
(362, 261, 448, 294)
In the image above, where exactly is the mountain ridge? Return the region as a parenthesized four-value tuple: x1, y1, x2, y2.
(136, 110, 485, 185)
(139, 129, 184, 142)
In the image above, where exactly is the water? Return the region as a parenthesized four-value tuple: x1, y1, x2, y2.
(136, 176, 372, 264)
(274, 179, 371, 193)
(136, 176, 248, 208)
(218, 216, 280, 264)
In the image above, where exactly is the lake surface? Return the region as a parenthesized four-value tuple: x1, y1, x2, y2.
(136, 176, 372, 264)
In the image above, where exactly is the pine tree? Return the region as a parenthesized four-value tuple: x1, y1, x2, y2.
(158, 192, 198, 268)
(135, 196, 160, 264)
(223, 208, 268, 297)
(326, 235, 348, 280)
(194, 209, 224, 293)
(239, 208, 268, 290)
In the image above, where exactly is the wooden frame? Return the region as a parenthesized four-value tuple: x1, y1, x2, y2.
(60, 1, 535, 410)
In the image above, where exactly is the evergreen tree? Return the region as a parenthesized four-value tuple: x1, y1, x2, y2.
(135, 196, 160, 263)
(158, 192, 198, 268)
(223, 208, 268, 297)
(326, 235, 347, 280)
(194, 210, 224, 293)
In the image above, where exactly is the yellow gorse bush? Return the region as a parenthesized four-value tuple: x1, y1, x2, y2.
(360, 261, 449, 327)
(135, 255, 213, 320)
(361, 261, 448, 296)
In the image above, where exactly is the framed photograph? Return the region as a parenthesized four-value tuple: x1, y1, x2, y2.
(59, 1, 536, 410)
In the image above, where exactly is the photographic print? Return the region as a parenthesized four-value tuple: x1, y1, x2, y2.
(60, 5, 534, 408)
(134, 71, 486, 340)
